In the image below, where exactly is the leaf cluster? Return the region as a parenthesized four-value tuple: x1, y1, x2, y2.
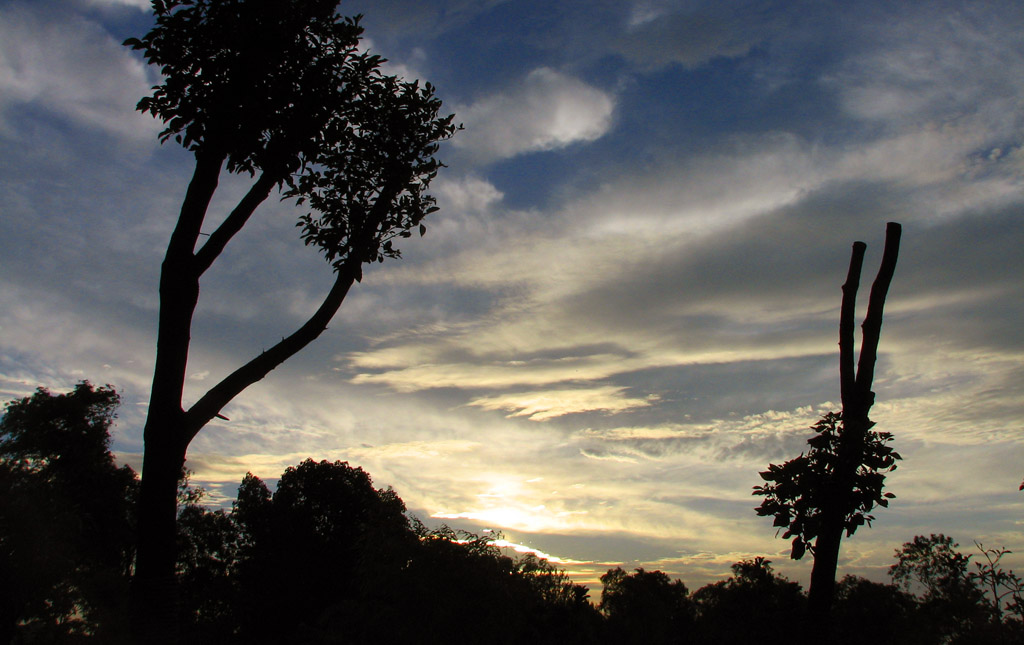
(0, 382, 120, 476)
(126, 0, 458, 275)
(125, 0, 360, 175)
(973, 542, 1024, 621)
(174, 460, 597, 643)
(289, 74, 458, 272)
(753, 411, 901, 560)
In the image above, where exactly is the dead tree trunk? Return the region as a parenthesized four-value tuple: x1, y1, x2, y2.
(806, 222, 902, 633)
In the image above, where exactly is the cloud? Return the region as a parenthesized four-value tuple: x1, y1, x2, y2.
(468, 386, 658, 421)
(614, 1, 786, 70)
(83, 0, 151, 9)
(831, 3, 1024, 131)
(0, 3, 156, 143)
(361, 36, 429, 83)
(572, 406, 828, 465)
(486, 538, 589, 565)
(434, 174, 505, 214)
(3, 0, 1023, 596)
(344, 66, 1024, 396)
(452, 67, 615, 163)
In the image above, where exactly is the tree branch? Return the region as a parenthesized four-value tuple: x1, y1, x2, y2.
(183, 261, 358, 441)
(166, 150, 225, 263)
(839, 241, 866, 415)
(854, 222, 902, 410)
(194, 171, 279, 276)
(182, 181, 403, 441)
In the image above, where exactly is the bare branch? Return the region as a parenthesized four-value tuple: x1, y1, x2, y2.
(839, 242, 866, 414)
(194, 172, 278, 275)
(855, 222, 902, 410)
(166, 150, 225, 263)
(184, 262, 357, 440)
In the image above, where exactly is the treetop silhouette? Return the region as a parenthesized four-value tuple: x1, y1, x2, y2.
(0, 383, 138, 643)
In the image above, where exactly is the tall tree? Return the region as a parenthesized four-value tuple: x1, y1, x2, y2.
(753, 222, 902, 636)
(123, 1, 457, 640)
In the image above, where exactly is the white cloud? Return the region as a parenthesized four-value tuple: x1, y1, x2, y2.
(83, 0, 151, 9)
(452, 67, 615, 163)
(434, 174, 504, 214)
(361, 36, 429, 83)
(0, 4, 156, 142)
(832, 3, 1024, 134)
(468, 386, 657, 421)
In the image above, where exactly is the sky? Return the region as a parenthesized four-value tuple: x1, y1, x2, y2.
(1, 0, 1023, 592)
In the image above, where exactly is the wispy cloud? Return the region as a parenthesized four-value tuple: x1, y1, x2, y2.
(468, 386, 658, 421)
(0, 3, 157, 143)
(83, 0, 151, 9)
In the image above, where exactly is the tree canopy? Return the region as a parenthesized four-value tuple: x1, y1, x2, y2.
(0, 383, 137, 643)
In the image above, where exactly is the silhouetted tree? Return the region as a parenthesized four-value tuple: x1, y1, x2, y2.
(830, 575, 926, 645)
(890, 535, 977, 602)
(176, 490, 242, 643)
(599, 567, 694, 644)
(167, 458, 599, 644)
(325, 523, 597, 644)
(884, 535, 1024, 644)
(0, 383, 138, 643)
(350, 525, 528, 642)
(973, 543, 1024, 621)
(122, 1, 457, 639)
(691, 557, 805, 645)
(227, 459, 412, 643)
(753, 222, 902, 636)
(889, 534, 997, 642)
(517, 553, 603, 643)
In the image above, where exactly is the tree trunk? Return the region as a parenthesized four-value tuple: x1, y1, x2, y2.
(131, 424, 188, 644)
(805, 222, 902, 638)
(129, 167, 397, 644)
(130, 151, 223, 644)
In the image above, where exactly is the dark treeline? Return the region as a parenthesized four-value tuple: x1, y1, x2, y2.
(3, 383, 1024, 644)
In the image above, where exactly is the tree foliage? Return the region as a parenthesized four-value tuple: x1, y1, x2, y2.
(890, 534, 976, 601)
(170, 459, 599, 644)
(691, 558, 805, 645)
(599, 567, 694, 644)
(888, 534, 1024, 643)
(974, 543, 1024, 623)
(124, 0, 456, 274)
(753, 411, 901, 560)
(829, 575, 926, 645)
(0, 383, 137, 643)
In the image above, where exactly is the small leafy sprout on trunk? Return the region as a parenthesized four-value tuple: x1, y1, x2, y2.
(753, 411, 901, 561)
